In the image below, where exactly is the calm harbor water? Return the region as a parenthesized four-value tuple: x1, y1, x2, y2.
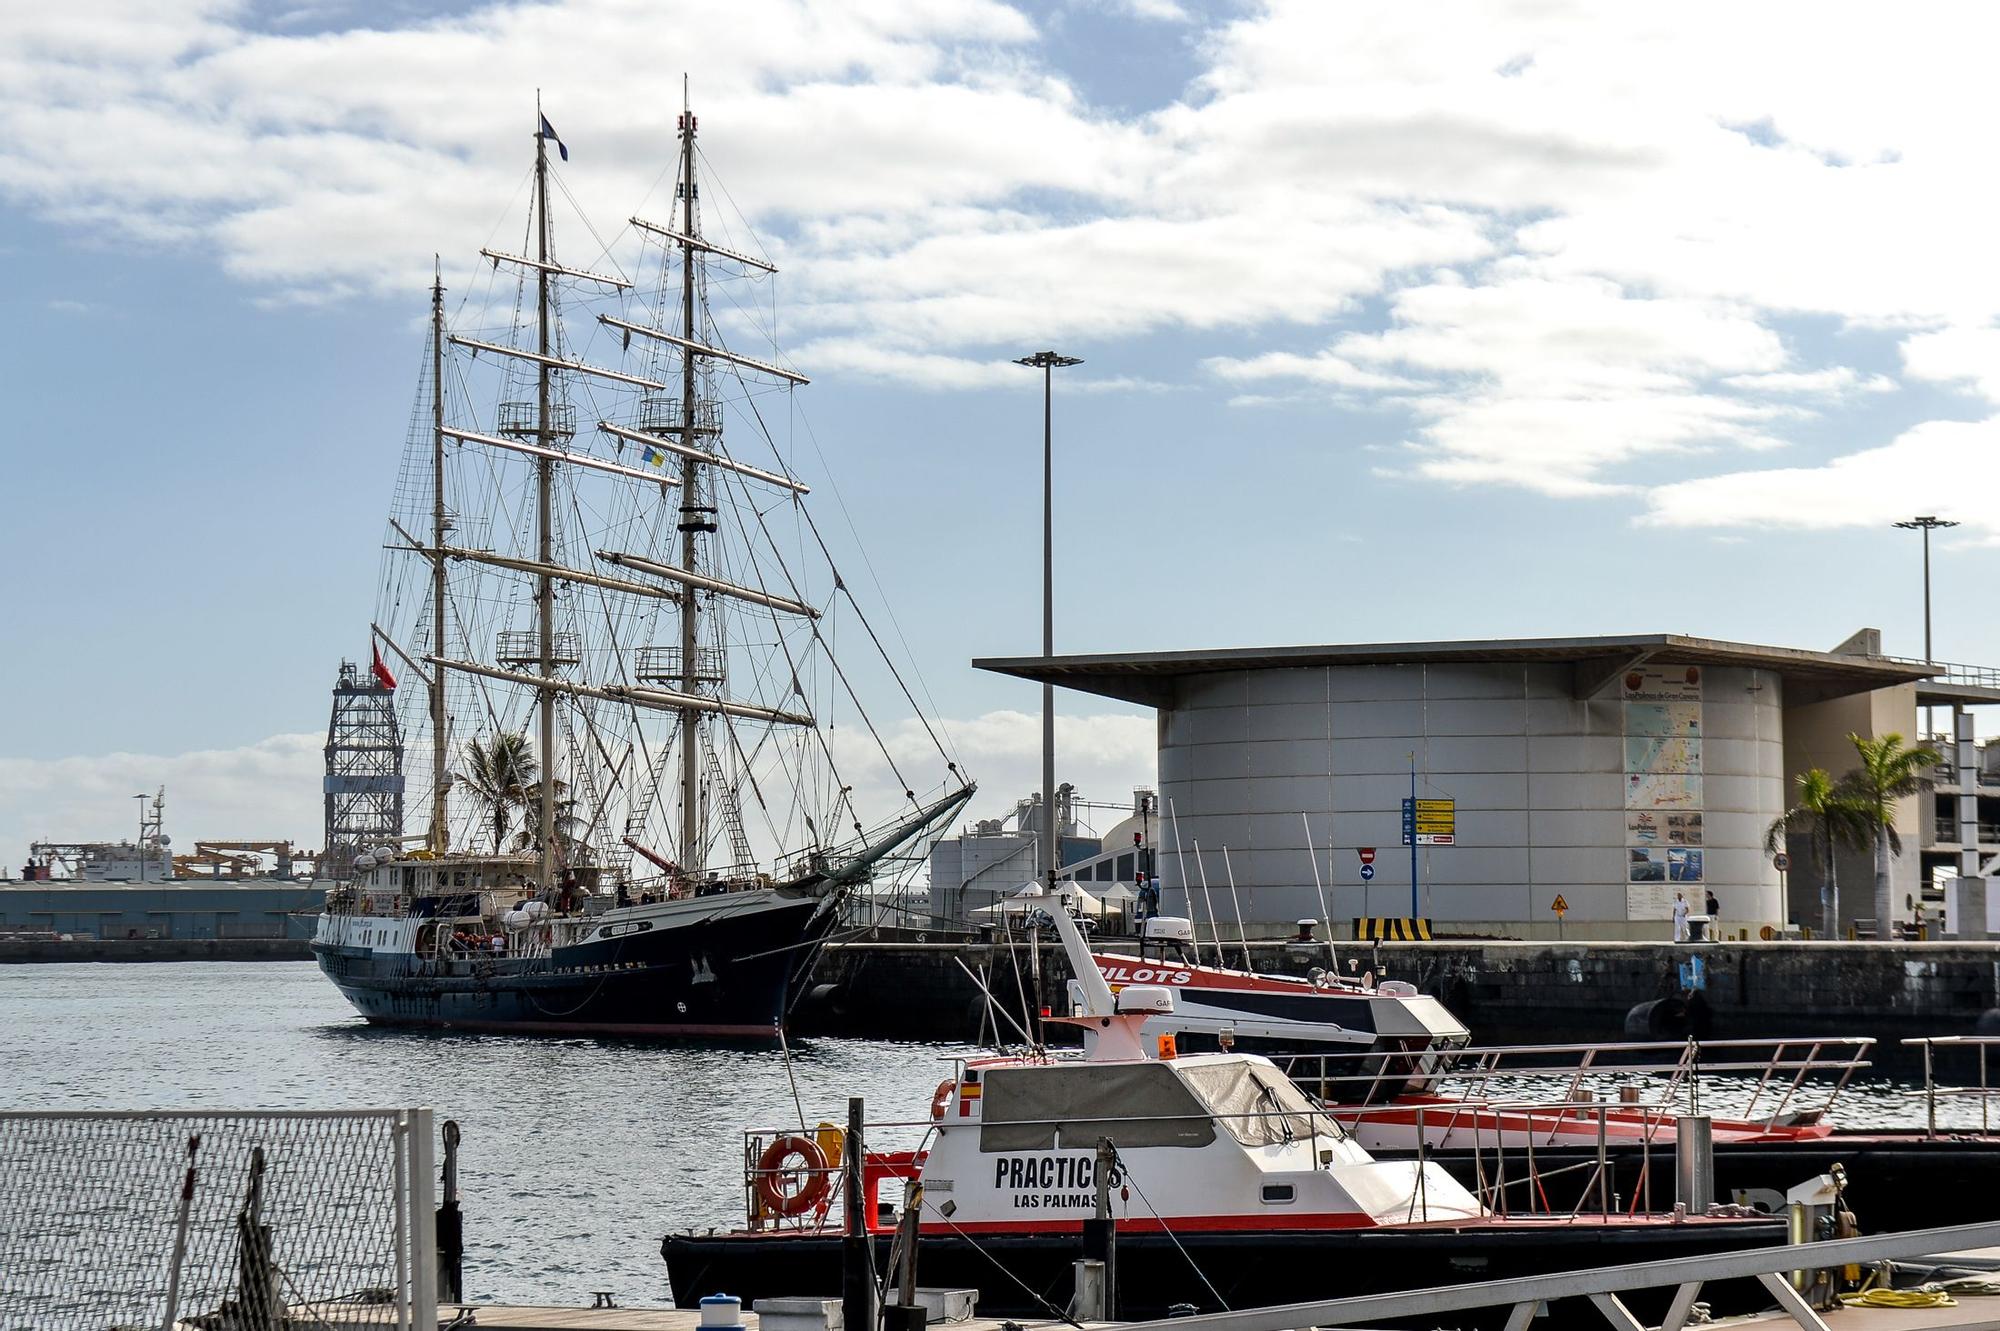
(0, 962, 969, 1307)
(0, 962, 1985, 1308)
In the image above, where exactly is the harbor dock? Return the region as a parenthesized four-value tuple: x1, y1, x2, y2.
(795, 936, 2000, 1056)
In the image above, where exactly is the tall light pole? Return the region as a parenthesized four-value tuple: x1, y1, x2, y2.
(1893, 516, 1958, 665)
(1016, 350, 1082, 895)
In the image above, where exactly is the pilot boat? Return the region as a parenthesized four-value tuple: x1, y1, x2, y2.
(1085, 916, 1469, 1093)
(662, 911, 1784, 1322)
(1088, 947, 2000, 1234)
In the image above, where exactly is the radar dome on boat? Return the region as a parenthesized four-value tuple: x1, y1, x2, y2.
(1142, 916, 1194, 941)
(1115, 985, 1175, 1015)
(354, 853, 378, 871)
(1379, 980, 1419, 998)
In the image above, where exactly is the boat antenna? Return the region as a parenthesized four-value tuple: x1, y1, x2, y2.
(1221, 846, 1252, 971)
(1188, 834, 1225, 969)
(950, 954, 1037, 1050)
(1301, 811, 1332, 964)
(775, 1025, 809, 1133)
(1166, 797, 1199, 958)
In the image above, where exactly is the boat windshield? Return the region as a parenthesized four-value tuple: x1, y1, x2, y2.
(1175, 1059, 1346, 1148)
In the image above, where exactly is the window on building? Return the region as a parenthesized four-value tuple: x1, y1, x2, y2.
(1116, 854, 1134, 880)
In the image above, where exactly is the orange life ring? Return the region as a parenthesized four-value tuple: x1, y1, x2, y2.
(930, 1079, 955, 1120)
(755, 1135, 831, 1217)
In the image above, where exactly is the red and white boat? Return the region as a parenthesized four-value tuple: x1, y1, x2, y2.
(1077, 934, 2000, 1232)
(662, 911, 1784, 1324)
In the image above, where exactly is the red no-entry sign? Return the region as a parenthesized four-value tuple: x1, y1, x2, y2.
(1357, 847, 1376, 865)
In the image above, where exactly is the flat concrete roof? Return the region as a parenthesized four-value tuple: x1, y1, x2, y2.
(974, 633, 1938, 708)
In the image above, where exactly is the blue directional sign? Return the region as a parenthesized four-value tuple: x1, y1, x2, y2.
(1360, 863, 1376, 881)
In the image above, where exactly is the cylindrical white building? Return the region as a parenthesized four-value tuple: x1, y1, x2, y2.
(977, 636, 1928, 940)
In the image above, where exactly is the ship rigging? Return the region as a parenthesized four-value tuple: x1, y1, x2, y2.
(311, 100, 972, 1036)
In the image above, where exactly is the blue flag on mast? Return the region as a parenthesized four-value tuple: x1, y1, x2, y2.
(539, 114, 569, 161)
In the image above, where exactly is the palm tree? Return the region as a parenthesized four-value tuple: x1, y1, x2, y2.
(1765, 767, 1869, 939)
(459, 732, 538, 854)
(1844, 732, 1943, 937)
(509, 779, 579, 857)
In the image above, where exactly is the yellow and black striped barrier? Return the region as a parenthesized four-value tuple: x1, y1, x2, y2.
(1352, 917, 1432, 941)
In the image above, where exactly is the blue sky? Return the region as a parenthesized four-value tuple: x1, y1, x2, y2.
(4, 0, 1999, 865)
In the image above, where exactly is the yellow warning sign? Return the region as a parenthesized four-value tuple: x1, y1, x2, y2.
(1551, 894, 1569, 916)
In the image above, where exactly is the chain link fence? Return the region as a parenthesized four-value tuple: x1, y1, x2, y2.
(0, 1109, 435, 1331)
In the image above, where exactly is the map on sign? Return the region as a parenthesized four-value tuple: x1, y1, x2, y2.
(1551, 894, 1569, 915)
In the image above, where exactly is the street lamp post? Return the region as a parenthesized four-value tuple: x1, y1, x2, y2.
(1015, 350, 1082, 897)
(1893, 515, 1959, 665)
(1895, 515, 1959, 748)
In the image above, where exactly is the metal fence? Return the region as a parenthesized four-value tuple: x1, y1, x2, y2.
(0, 1108, 436, 1331)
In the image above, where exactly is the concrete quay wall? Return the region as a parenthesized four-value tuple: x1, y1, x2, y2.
(0, 937, 312, 963)
(796, 939, 2000, 1061)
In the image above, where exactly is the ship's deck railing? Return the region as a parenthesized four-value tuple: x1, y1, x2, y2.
(1280, 1037, 1873, 1129)
(745, 1086, 1717, 1235)
(1329, 1095, 1700, 1219)
(1902, 1036, 2000, 1137)
(1112, 1219, 2000, 1331)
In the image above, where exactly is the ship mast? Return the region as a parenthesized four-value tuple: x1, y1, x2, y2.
(535, 106, 558, 892)
(676, 94, 705, 879)
(428, 261, 450, 854)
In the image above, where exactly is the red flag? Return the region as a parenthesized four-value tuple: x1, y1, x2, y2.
(370, 643, 397, 691)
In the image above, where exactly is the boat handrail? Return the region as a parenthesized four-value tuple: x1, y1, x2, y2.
(1293, 1035, 1876, 1062)
(1900, 1036, 2000, 1137)
(743, 1089, 1705, 1234)
(1283, 1035, 1871, 1129)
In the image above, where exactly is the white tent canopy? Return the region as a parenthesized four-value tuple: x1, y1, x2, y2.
(977, 881, 1106, 917)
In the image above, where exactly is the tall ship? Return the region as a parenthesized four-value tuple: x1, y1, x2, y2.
(312, 104, 973, 1036)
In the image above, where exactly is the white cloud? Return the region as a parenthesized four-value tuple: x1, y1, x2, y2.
(1206, 349, 1419, 391)
(1640, 416, 1997, 534)
(16, 0, 2000, 512)
(0, 734, 324, 876)
(1079, 0, 1192, 20)
(1901, 327, 2000, 404)
(832, 708, 1156, 842)
(0, 713, 1157, 879)
(1721, 367, 1896, 396)
(1219, 275, 1796, 495)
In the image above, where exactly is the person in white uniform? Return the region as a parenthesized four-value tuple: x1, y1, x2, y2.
(1672, 890, 1690, 943)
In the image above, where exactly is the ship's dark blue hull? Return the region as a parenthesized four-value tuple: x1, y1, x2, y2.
(312, 891, 831, 1037)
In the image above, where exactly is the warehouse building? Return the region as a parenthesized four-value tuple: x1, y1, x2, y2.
(976, 632, 1964, 940)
